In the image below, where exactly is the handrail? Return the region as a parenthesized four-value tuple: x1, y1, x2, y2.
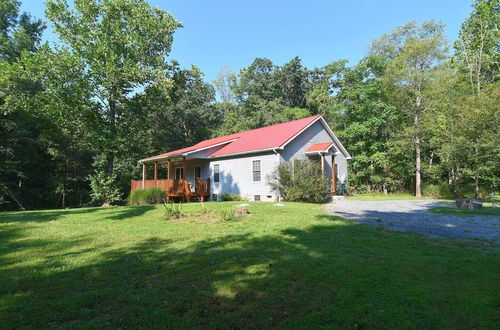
(131, 178, 210, 197)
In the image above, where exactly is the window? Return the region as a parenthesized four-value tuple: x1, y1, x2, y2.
(252, 160, 261, 181)
(335, 164, 339, 179)
(212, 194, 218, 201)
(254, 195, 260, 201)
(194, 165, 201, 179)
(175, 167, 184, 179)
(213, 164, 220, 183)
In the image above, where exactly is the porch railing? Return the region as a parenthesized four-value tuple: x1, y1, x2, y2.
(130, 178, 210, 201)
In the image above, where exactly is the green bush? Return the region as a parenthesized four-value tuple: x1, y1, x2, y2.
(267, 159, 329, 203)
(162, 202, 183, 220)
(129, 187, 165, 205)
(217, 208, 236, 221)
(219, 193, 243, 201)
(422, 184, 455, 198)
(88, 170, 122, 205)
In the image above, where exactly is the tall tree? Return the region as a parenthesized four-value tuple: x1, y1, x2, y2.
(370, 21, 448, 197)
(212, 65, 236, 103)
(453, 0, 499, 195)
(333, 55, 403, 194)
(46, 0, 181, 179)
(0, 0, 46, 210)
(454, 0, 499, 94)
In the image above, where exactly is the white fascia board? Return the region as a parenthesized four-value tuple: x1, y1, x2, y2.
(139, 139, 237, 163)
(278, 115, 351, 159)
(279, 116, 322, 150)
(183, 139, 238, 157)
(208, 147, 281, 159)
(318, 117, 351, 159)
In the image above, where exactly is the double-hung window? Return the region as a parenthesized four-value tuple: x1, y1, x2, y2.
(213, 164, 220, 183)
(252, 160, 261, 182)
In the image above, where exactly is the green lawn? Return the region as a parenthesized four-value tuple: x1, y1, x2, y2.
(1, 202, 498, 328)
(430, 206, 500, 217)
(346, 193, 440, 201)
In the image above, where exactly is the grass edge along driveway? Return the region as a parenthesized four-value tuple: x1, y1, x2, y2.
(1, 202, 498, 329)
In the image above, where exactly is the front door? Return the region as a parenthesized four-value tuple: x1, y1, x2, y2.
(194, 165, 201, 179)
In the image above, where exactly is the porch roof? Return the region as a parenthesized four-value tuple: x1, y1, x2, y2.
(306, 142, 334, 153)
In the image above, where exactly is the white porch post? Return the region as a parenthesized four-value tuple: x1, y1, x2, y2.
(142, 163, 146, 189)
(321, 153, 325, 175)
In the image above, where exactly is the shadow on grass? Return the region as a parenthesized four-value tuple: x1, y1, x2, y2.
(1, 221, 497, 329)
(0, 205, 156, 223)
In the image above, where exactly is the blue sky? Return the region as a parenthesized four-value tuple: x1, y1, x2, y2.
(22, 1, 472, 82)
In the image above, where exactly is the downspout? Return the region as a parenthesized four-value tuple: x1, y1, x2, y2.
(272, 148, 281, 201)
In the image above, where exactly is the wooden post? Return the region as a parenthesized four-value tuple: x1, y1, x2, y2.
(183, 157, 188, 202)
(167, 159, 172, 179)
(154, 161, 158, 182)
(182, 157, 187, 179)
(331, 155, 336, 195)
(142, 163, 146, 189)
(321, 154, 325, 175)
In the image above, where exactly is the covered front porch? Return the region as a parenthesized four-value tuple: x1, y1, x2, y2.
(130, 157, 210, 202)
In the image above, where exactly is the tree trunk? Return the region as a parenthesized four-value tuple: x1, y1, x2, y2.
(107, 97, 117, 176)
(415, 136, 422, 197)
(1, 184, 25, 210)
(383, 163, 388, 195)
(474, 145, 480, 198)
(414, 107, 422, 198)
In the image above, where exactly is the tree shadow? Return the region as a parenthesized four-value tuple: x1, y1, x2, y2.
(100, 205, 156, 220)
(0, 221, 497, 328)
(0, 207, 102, 223)
(0, 205, 156, 223)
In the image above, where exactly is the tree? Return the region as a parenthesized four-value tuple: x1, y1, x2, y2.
(46, 0, 181, 179)
(333, 55, 403, 194)
(454, 0, 499, 94)
(212, 65, 236, 103)
(0, 0, 47, 210)
(453, 0, 499, 195)
(370, 21, 448, 197)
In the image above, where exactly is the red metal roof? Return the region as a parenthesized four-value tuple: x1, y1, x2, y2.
(306, 142, 333, 153)
(140, 115, 322, 162)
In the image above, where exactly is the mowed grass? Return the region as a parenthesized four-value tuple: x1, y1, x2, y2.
(430, 206, 500, 217)
(1, 202, 499, 329)
(347, 193, 435, 201)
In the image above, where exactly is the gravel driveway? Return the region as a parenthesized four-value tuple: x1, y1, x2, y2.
(325, 199, 500, 240)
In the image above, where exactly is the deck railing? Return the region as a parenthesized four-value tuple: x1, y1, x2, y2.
(130, 178, 210, 201)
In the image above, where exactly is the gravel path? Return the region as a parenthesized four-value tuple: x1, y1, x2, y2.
(325, 199, 500, 240)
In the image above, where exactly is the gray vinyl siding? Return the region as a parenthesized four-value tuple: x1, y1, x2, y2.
(209, 152, 278, 199)
(170, 119, 348, 198)
(280, 120, 348, 183)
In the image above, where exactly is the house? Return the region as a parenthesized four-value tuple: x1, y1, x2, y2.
(131, 115, 351, 201)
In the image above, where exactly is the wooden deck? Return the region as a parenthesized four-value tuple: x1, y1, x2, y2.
(130, 178, 210, 202)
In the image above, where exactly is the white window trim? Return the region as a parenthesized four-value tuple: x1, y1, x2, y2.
(213, 164, 220, 183)
(252, 160, 261, 182)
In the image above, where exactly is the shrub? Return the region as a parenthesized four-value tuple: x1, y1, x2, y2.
(88, 170, 122, 206)
(267, 159, 329, 203)
(219, 193, 243, 201)
(200, 202, 210, 215)
(129, 187, 165, 205)
(217, 208, 236, 221)
(162, 202, 183, 220)
(422, 184, 454, 198)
